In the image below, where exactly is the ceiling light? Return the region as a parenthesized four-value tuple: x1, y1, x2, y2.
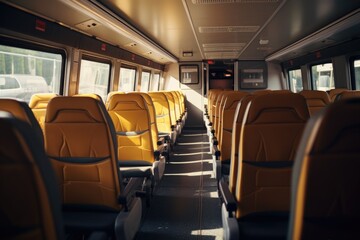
(60, 0, 178, 63)
(183, 51, 193, 57)
(259, 39, 269, 45)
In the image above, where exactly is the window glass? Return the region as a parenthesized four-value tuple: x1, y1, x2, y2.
(288, 69, 303, 93)
(159, 75, 165, 90)
(119, 66, 136, 92)
(354, 59, 360, 90)
(311, 63, 334, 91)
(151, 73, 160, 91)
(0, 44, 62, 102)
(78, 59, 110, 101)
(140, 71, 150, 92)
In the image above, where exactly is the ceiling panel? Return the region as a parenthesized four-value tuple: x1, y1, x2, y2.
(3, 0, 360, 63)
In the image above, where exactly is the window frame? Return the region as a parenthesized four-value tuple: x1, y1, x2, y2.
(0, 37, 66, 95)
(77, 55, 112, 101)
(310, 61, 334, 91)
(287, 68, 303, 93)
(350, 56, 360, 90)
(119, 64, 137, 92)
(140, 69, 151, 92)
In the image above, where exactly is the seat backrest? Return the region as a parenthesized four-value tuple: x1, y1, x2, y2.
(135, 92, 159, 152)
(0, 111, 64, 240)
(336, 90, 360, 100)
(289, 98, 360, 240)
(107, 93, 154, 166)
(162, 91, 177, 127)
(214, 91, 232, 137)
(170, 91, 182, 122)
(328, 88, 348, 102)
(29, 93, 58, 131)
(175, 90, 185, 115)
(105, 91, 124, 108)
(299, 90, 330, 116)
(148, 92, 172, 134)
(209, 89, 224, 124)
(235, 92, 309, 218)
(74, 93, 103, 102)
(0, 98, 44, 146)
(45, 96, 122, 211)
(219, 91, 248, 161)
(228, 90, 270, 194)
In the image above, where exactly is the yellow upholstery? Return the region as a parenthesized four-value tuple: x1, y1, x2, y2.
(45, 96, 123, 210)
(299, 90, 330, 116)
(289, 98, 360, 239)
(28, 93, 58, 131)
(219, 91, 248, 162)
(148, 92, 172, 134)
(228, 90, 270, 193)
(235, 92, 309, 218)
(74, 93, 103, 102)
(105, 91, 124, 108)
(170, 91, 182, 123)
(0, 111, 64, 240)
(107, 93, 155, 165)
(135, 92, 160, 152)
(208, 89, 223, 125)
(336, 90, 360, 100)
(162, 91, 177, 127)
(328, 88, 347, 102)
(0, 98, 44, 145)
(214, 91, 232, 138)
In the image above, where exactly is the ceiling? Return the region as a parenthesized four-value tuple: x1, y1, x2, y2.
(3, 0, 360, 64)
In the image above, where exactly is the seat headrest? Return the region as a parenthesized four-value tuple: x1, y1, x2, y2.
(337, 91, 360, 100)
(311, 98, 360, 154)
(299, 90, 330, 105)
(107, 93, 147, 111)
(246, 93, 309, 124)
(74, 93, 102, 102)
(224, 92, 249, 109)
(29, 93, 58, 109)
(46, 96, 106, 123)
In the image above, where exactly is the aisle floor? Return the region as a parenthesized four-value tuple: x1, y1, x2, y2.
(135, 127, 223, 239)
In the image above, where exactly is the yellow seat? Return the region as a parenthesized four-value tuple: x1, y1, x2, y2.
(299, 90, 330, 116)
(289, 98, 360, 239)
(45, 96, 142, 239)
(336, 90, 360, 100)
(0, 98, 44, 145)
(148, 92, 175, 146)
(107, 93, 165, 181)
(28, 93, 58, 132)
(328, 88, 348, 102)
(221, 92, 310, 240)
(0, 111, 64, 240)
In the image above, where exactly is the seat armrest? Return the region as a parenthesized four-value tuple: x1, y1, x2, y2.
(219, 179, 237, 214)
(118, 177, 144, 211)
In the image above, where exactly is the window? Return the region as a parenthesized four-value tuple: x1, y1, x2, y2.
(140, 71, 150, 92)
(0, 44, 63, 102)
(119, 66, 136, 92)
(311, 63, 334, 91)
(288, 69, 303, 93)
(78, 59, 110, 101)
(150, 73, 160, 91)
(353, 59, 360, 90)
(159, 75, 165, 90)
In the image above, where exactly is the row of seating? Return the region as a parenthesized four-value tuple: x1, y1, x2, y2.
(0, 90, 187, 239)
(204, 88, 360, 239)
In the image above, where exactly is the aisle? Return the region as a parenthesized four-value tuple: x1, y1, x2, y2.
(135, 127, 223, 239)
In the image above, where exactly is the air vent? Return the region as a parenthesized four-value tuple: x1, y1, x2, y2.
(75, 19, 101, 31)
(199, 26, 259, 33)
(205, 52, 239, 59)
(203, 43, 246, 51)
(192, 0, 278, 4)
